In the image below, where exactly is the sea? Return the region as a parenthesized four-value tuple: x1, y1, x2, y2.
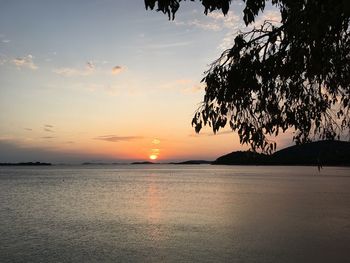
(0, 165, 349, 263)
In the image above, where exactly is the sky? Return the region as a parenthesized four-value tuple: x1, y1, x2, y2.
(0, 0, 290, 163)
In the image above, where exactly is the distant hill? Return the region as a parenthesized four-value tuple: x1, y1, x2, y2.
(214, 151, 268, 165)
(213, 140, 350, 166)
(169, 160, 212, 165)
(131, 161, 155, 165)
(270, 140, 350, 166)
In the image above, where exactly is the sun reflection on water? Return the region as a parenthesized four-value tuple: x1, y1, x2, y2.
(146, 174, 163, 242)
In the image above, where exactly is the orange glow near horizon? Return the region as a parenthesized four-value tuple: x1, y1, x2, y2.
(149, 154, 158, 160)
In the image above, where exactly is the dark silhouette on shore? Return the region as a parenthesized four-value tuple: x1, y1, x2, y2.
(214, 140, 350, 166)
(131, 161, 156, 165)
(169, 160, 212, 165)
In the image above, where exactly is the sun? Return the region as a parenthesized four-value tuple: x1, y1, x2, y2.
(149, 154, 158, 160)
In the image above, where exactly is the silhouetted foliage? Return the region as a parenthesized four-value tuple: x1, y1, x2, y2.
(145, 0, 350, 153)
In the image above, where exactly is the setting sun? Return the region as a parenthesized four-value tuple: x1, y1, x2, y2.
(149, 155, 158, 160)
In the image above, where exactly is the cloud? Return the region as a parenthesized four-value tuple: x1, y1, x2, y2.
(53, 61, 95, 77)
(44, 128, 53, 132)
(86, 61, 95, 70)
(85, 83, 119, 96)
(53, 68, 83, 76)
(149, 41, 191, 48)
(44, 124, 54, 132)
(12, 54, 38, 70)
(256, 10, 281, 24)
(53, 62, 125, 77)
(41, 136, 55, 139)
(219, 32, 236, 50)
(175, 11, 240, 32)
(218, 10, 281, 50)
(175, 9, 280, 51)
(24, 128, 32, 131)
(112, 65, 124, 75)
(189, 19, 221, 31)
(163, 79, 204, 94)
(0, 34, 10, 44)
(183, 83, 204, 94)
(94, 135, 142, 142)
(208, 11, 240, 29)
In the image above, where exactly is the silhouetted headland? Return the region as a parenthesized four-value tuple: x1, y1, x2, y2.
(0, 162, 52, 166)
(214, 140, 350, 166)
(169, 160, 212, 165)
(131, 161, 156, 165)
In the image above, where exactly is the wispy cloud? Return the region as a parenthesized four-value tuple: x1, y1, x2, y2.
(255, 10, 281, 25)
(183, 83, 204, 94)
(94, 135, 142, 142)
(12, 54, 38, 70)
(44, 124, 54, 132)
(174, 9, 280, 51)
(0, 34, 10, 44)
(41, 136, 55, 139)
(173, 10, 242, 50)
(175, 11, 240, 32)
(190, 19, 221, 31)
(219, 10, 281, 50)
(111, 65, 124, 75)
(54, 62, 126, 77)
(53, 62, 95, 77)
(85, 83, 119, 96)
(162, 79, 204, 94)
(53, 67, 84, 76)
(145, 41, 192, 49)
(86, 61, 95, 70)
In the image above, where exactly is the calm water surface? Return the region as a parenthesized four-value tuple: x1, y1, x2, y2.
(0, 165, 349, 262)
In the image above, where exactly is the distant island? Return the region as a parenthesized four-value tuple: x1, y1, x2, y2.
(131, 161, 156, 165)
(0, 162, 52, 166)
(214, 140, 350, 166)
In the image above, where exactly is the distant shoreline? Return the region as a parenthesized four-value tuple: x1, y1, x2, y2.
(1, 141, 349, 167)
(0, 162, 52, 166)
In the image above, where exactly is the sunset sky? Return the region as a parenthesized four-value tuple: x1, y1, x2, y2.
(0, 0, 290, 163)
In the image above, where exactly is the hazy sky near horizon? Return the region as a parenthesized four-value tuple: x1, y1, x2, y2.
(0, 0, 290, 163)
